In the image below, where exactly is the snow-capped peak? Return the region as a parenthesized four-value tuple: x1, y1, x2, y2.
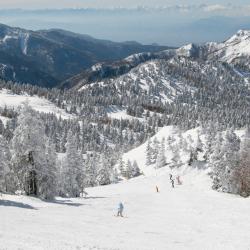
(176, 30, 250, 63)
(176, 43, 202, 58)
(211, 29, 250, 63)
(176, 43, 195, 57)
(235, 29, 250, 38)
(225, 29, 250, 44)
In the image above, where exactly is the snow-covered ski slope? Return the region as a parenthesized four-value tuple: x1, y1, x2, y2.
(0, 89, 72, 119)
(0, 126, 249, 250)
(1, 168, 250, 250)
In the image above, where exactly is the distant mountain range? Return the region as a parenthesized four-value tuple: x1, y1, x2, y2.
(62, 30, 250, 91)
(0, 23, 169, 87)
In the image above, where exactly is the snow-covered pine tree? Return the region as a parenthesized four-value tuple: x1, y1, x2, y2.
(10, 103, 57, 199)
(96, 155, 111, 186)
(0, 136, 10, 193)
(123, 160, 132, 179)
(234, 128, 250, 197)
(40, 139, 58, 199)
(130, 160, 141, 178)
(203, 122, 219, 161)
(121, 159, 141, 179)
(152, 137, 159, 164)
(85, 153, 98, 187)
(0, 119, 4, 135)
(156, 138, 166, 168)
(118, 158, 126, 177)
(63, 130, 84, 197)
(210, 132, 224, 190)
(188, 149, 197, 166)
(146, 139, 152, 166)
(196, 133, 203, 152)
(110, 168, 119, 184)
(212, 129, 240, 193)
(171, 143, 181, 167)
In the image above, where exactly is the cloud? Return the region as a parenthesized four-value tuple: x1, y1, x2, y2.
(0, 1, 249, 17)
(202, 4, 229, 12)
(150, 4, 250, 16)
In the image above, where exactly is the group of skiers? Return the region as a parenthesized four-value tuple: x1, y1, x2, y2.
(156, 174, 182, 192)
(169, 174, 182, 188)
(117, 174, 183, 217)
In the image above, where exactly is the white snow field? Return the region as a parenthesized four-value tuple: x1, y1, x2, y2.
(0, 89, 72, 119)
(0, 115, 9, 126)
(1, 167, 250, 250)
(106, 106, 144, 122)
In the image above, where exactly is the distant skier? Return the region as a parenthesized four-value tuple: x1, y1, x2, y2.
(117, 202, 124, 217)
(176, 176, 182, 185)
(169, 174, 173, 181)
(156, 185, 159, 193)
(171, 179, 175, 188)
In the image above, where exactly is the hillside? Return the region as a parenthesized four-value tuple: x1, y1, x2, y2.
(66, 30, 250, 91)
(0, 88, 72, 119)
(0, 30, 250, 249)
(177, 30, 250, 73)
(0, 23, 168, 87)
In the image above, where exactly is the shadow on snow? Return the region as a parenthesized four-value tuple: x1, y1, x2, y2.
(0, 199, 36, 210)
(84, 196, 107, 200)
(0, 196, 107, 209)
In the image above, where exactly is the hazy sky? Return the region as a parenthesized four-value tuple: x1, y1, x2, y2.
(0, 0, 249, 9)
(0, 1, 250, 45)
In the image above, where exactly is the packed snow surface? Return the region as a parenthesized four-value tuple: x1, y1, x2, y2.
(0, 89, 72, 119)
(107, 106, 144, 121)
(1, 168, 250, 250)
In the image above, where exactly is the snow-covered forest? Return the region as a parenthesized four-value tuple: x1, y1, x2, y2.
(0, 29, 250, 249)
(0, 67, 249, 198)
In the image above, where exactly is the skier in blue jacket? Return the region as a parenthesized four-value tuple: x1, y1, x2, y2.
(117, 202, 124, 217)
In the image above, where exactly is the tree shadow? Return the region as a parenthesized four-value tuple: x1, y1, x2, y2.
(84, 196, 107, 200)
(0, 199, 36, 210)
(46, 199, 83, 207)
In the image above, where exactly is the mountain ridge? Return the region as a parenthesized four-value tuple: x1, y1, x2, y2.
(0, 23, 169, 87)
(62, 30, 250, 91)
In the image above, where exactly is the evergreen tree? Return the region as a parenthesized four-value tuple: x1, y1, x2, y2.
(85, 153, 98, 187)
(211, 129, 240, 193)
(234, 128, 250, 197)
(118, 158, 126, 177)
(0, 119, 4, 135)
(130, 160, 141, 178)
(156, 138, 166, 168)
(172, 143, 181, 167)
(123, 160, 132, 179)
(63, 130, 84, 197)
(10, 103, 57, 199)
(0, 136, 10, 193)
(110, 168, 119, 184)
(152, 138, 159, 164)
(146, 139, 152, 166)
(40, 139, 58, 199)
(96, 156, 111, 185)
